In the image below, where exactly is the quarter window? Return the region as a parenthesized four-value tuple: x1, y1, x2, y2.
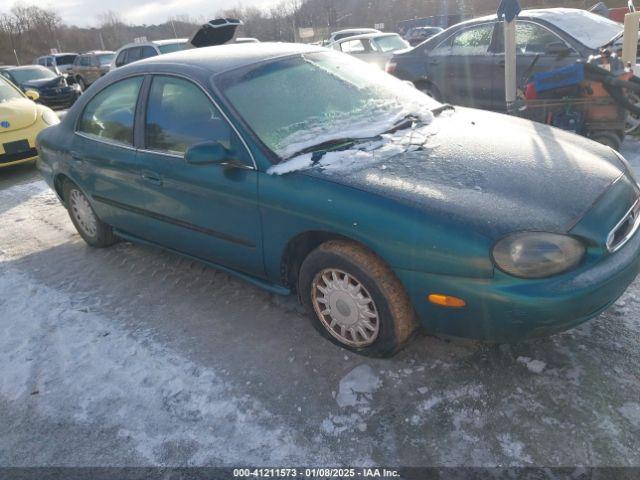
(145, 76, 237, 156)
(78, 76, 143, 145)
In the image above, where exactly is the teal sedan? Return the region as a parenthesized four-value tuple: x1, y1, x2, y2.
(36, 43, 640, 357)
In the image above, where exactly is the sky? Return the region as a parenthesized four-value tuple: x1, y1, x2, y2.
(1, 0, 278, 27)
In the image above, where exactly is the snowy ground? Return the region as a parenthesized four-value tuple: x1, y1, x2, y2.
(0, 141, 639, 467)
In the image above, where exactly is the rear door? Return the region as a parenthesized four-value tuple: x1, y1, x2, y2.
(71, 76, 148, 235)
(134, 74, 263, 276)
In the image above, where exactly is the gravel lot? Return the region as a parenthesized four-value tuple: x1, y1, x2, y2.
(0, 141, 639, 467)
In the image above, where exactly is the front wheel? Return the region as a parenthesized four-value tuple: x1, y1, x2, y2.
(63, 180, 117, 247)
(298, 240, 418, 357)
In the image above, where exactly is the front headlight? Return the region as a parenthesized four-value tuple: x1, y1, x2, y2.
(42, 109, 60, 126)
(492, 232, 585, 279)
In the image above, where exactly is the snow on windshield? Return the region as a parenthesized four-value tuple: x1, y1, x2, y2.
(528, 8, 622, 49)
(267, 116, 444, 176)
(219, 51, 438, 163)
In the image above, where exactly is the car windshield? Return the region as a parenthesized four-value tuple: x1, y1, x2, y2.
(97, 53, 115, 65)
(55, 55, 77, 65)
(158, 42, 186, 54)
(10, 67, 57, 83)
(535, 9, 623, 49)
(374, 35, 410, 52)
(0, 78, 23, 102)
(217, 51, 439, 159)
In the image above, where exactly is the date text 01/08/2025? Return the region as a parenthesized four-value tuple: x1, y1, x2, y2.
(232, 468, 400, 478)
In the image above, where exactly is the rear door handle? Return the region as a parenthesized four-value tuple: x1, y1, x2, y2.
(141, 170, 163, 186)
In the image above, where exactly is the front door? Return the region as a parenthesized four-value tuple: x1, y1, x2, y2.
(492, 20, 580, 110)
(134, 75, 263, 277)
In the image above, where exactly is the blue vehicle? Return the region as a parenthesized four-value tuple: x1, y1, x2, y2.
(36, 43, 640, 356)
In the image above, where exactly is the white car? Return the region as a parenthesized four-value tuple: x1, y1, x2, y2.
(111, 39, 188, 70)
(331, 32, 410, 69)
(326, 28, 381, 45)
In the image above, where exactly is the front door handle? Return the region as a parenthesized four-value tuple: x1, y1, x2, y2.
(70, 152, 84, 166)
(141, 170, 163, 186)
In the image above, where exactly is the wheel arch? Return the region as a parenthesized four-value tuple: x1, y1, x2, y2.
(53, 173, 72, 205)
(280, 230, 387, 294)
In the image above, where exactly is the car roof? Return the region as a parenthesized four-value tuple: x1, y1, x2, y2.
(117, 38, 189, 51)
(129, 42, 324, 75)
(335, 32, 400, 42)
(332, 28, 379, 35)
(4, 65, 50, 71)
(81, 50, 115, 55)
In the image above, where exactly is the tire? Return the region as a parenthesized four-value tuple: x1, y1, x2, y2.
(590, 131, 622, 151)
(416, 81, 442, 101)
(76, 76, 86, 91)
(63, 180, 117, 248)
(298, 240, 418, 357)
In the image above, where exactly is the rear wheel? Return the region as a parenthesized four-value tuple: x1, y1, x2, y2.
(63, 180, 117, 247)
(298, 240, 417, 357)
(590, 130, 622, 151)
(76, 76, 86, 91)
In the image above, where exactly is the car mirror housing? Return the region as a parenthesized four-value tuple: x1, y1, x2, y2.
(185, 141, 230, 165)
(25, 89, 40, 101)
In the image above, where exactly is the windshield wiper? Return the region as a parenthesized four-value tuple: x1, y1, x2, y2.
(431, 104, 455, 116)
(285, 137, 374, 161)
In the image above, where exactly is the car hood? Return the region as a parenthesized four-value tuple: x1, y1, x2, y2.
(0, 98, 37, 132)
(303, 108, 626, 240)
(21, 77, 63, 89)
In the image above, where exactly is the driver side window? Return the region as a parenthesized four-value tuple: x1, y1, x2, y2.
(516, 22, 571, 55)
(78, 76, 143, 146)
(145, 75, 238, 157)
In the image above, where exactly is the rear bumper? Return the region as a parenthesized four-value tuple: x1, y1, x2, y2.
(396, 228, 640, 342)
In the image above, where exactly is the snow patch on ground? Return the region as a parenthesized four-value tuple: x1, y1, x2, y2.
(336, 364, 382, 408)
(517, 357, 546, 374)
(618, 402, 640, 428)
(0, 262, 309, 465)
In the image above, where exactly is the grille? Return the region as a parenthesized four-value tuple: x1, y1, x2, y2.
(606, 198, 640, 253)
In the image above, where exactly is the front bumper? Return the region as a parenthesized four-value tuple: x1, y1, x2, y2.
(396, 227, 640, 342)
(0, 129, 39, 168)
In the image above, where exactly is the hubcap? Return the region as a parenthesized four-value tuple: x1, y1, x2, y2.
(69, 189, 97, 237)
(311, 269, 379, 348)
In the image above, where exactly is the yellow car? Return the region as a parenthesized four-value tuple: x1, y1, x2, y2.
(0, 75, 59, 168)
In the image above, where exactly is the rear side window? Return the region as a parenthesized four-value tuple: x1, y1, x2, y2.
(115, 50, 127, 67)
(433, 23, 494, 56)
(141, 46, 158, 59)
(340, 39, 367, 53)
(145, 75, 239, 156)
(80, 56, 91, 66)
(124, 47, 142, 64)
(78, 76, 143, 146)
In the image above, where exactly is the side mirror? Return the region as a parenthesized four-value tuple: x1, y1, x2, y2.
(545, 41, 572, 57)
(25, 89, 40, 101)
(185, 141, 229, 165)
